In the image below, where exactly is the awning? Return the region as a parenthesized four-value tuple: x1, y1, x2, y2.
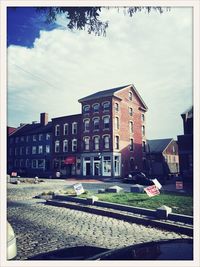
(64, 156, 76, 165)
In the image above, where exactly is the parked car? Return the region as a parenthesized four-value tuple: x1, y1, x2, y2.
(123, 171, 154, 186)
(7, 222, 17, 260)
(28, 239, 193, 260)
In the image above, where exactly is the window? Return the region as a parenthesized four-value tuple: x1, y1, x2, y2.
(32, 160, 37, 168)
(84, 119, 90, 132)
(63, 140, 68, 152)
(38, 145, 43, 154)
(83, 105, 90, 113)
(142, 141, 146, 152)
(15, 148, 18, 156)
(20, 147, 23, 155)
(115, 117, 119, 130)
(103, 101, 110, 111)
(72, 122, 77, 134)
(55, 125, 60, 136)
(115, 103, 119, 112)
(141, 114, 145, 122)
(93, 103, 99, 113)
(15, 137, 19, 143)
(20, 136, 24, 142)
(104, 135, 110, 149)
(33, 135, 37, 141)
(103, 116, 110, 129)
(26, 136, 29, 142)
(46, 133, 50, 140)
(114, 156, 120, 176)
(26, 159, 30, 168)
(130, 138, 134, 151)
(32, 146, 37, 154)
(129, 121, 133, 133)
(93, 136, 99, 150)
(84, 137, 90, 151)
(38, 159, 44, 168)
(72, 139, 77, 152)
(20, 159, 23, 167)
(55, 141, 60, 153)
(63, 123, 68, 135)
(115, 136, 119, 150)
(129, 91, 133, 100)
(46, 145, 50, 153)
(39, 134, 43, 141)
(93, 118, 100, 130)
(103, 156, 111, 176)
(129, 107, 133, 116)
(142, 125, 145, 136)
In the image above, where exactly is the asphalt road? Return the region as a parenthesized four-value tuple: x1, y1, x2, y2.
(7, 179, 191, 260)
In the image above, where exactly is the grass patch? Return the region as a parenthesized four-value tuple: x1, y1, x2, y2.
(80, 191, 193, 216)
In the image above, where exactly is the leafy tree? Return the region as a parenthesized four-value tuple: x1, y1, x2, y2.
(37, 7, 170, 36)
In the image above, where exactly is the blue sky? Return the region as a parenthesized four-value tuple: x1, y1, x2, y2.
(7, 6, 193, 139)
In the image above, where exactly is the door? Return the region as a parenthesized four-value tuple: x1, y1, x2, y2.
(94, 162, 100, 176)
(86, 162, 91, 176)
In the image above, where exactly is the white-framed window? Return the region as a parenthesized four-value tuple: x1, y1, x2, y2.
(130, 138, 134, 151)
(38, 145, 43, 154)
(72, 122, 77, 134)
(93, 136, 99, 150)
(63, 140, 68, 152)
(38, 159, 45, 168)
(115, 102, 119, 112)
(141, 114, 145, 122)
(93, 103, 100, 113)
(115, 117, 119, 130)
(32, 159, 37, 168)
(55, 141, 60, 153)
(129, 91, 133, 100)
(129, 121, 133, 133)
(39, 134, 43, 141)
(84, 137, 90, 151)
(142, 125, 145, 136)
(84, 119, 90, 132)
(55, 125, 60, 136)
(46, 145, 50, 153)
(33, 135, 37, 141)
(102, 156, 111, 176)
(129, 107, 133, 116)
(32, 146, 37, 154)
(83, 105, 90, 114)
(72, 139, 77, 152)
(63, 123, 68, 135)
(115, 136, 119, 150)
(103, 101, 110, 111)
(103, 135, 110, 149)
(103, 116, 110, 129)
(93, 118, 100, 130)
(46, 133, 50, 140)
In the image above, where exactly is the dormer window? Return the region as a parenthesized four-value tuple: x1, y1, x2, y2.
(129, 92, 133, 101)
(83, 105, 90, 114)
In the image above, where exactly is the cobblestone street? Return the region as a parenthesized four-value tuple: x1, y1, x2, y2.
(7, 179, 191, 260)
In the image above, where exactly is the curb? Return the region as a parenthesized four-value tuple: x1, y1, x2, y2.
(46, 199, 193, 236)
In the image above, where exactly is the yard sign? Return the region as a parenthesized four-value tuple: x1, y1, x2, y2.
(74, 183, 85, 195)
(176, 181, 183, 190)
(144, 185, 160, 197)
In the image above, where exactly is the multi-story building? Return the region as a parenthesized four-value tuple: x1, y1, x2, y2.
(7, 113, 52, 177)
(177, 106, 193, 182)
(78, 84, 148, 178)
(146, 138, 179, 182)
(8, 84, 148, 179)
(51, 114, 82, 177)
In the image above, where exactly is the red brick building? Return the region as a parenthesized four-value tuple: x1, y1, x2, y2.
(73, 84, 147, 178)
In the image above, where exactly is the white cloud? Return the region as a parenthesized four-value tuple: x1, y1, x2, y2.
(7, 7, 192, 139)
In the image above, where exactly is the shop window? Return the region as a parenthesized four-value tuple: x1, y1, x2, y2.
(103, 156, 111, 176)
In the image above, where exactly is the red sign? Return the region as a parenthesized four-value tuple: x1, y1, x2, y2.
(144, 185, 160, 197)
(176, 181, 183, 190)
(64, 156, 76, 165)
(11, 172, 17, 177)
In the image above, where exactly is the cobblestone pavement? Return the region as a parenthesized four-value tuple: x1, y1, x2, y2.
(7, 180, 191, 260)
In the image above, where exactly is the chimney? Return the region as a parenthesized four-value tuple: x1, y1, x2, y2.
(40, 113, 48, 126)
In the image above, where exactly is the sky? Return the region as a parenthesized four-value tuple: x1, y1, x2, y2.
(6, 6, 193, 139)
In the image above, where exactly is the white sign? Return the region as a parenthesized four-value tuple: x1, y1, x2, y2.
(144, 185, 160, 197)
(73, 183, 85, 195)
(152, 179, 162, 189)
